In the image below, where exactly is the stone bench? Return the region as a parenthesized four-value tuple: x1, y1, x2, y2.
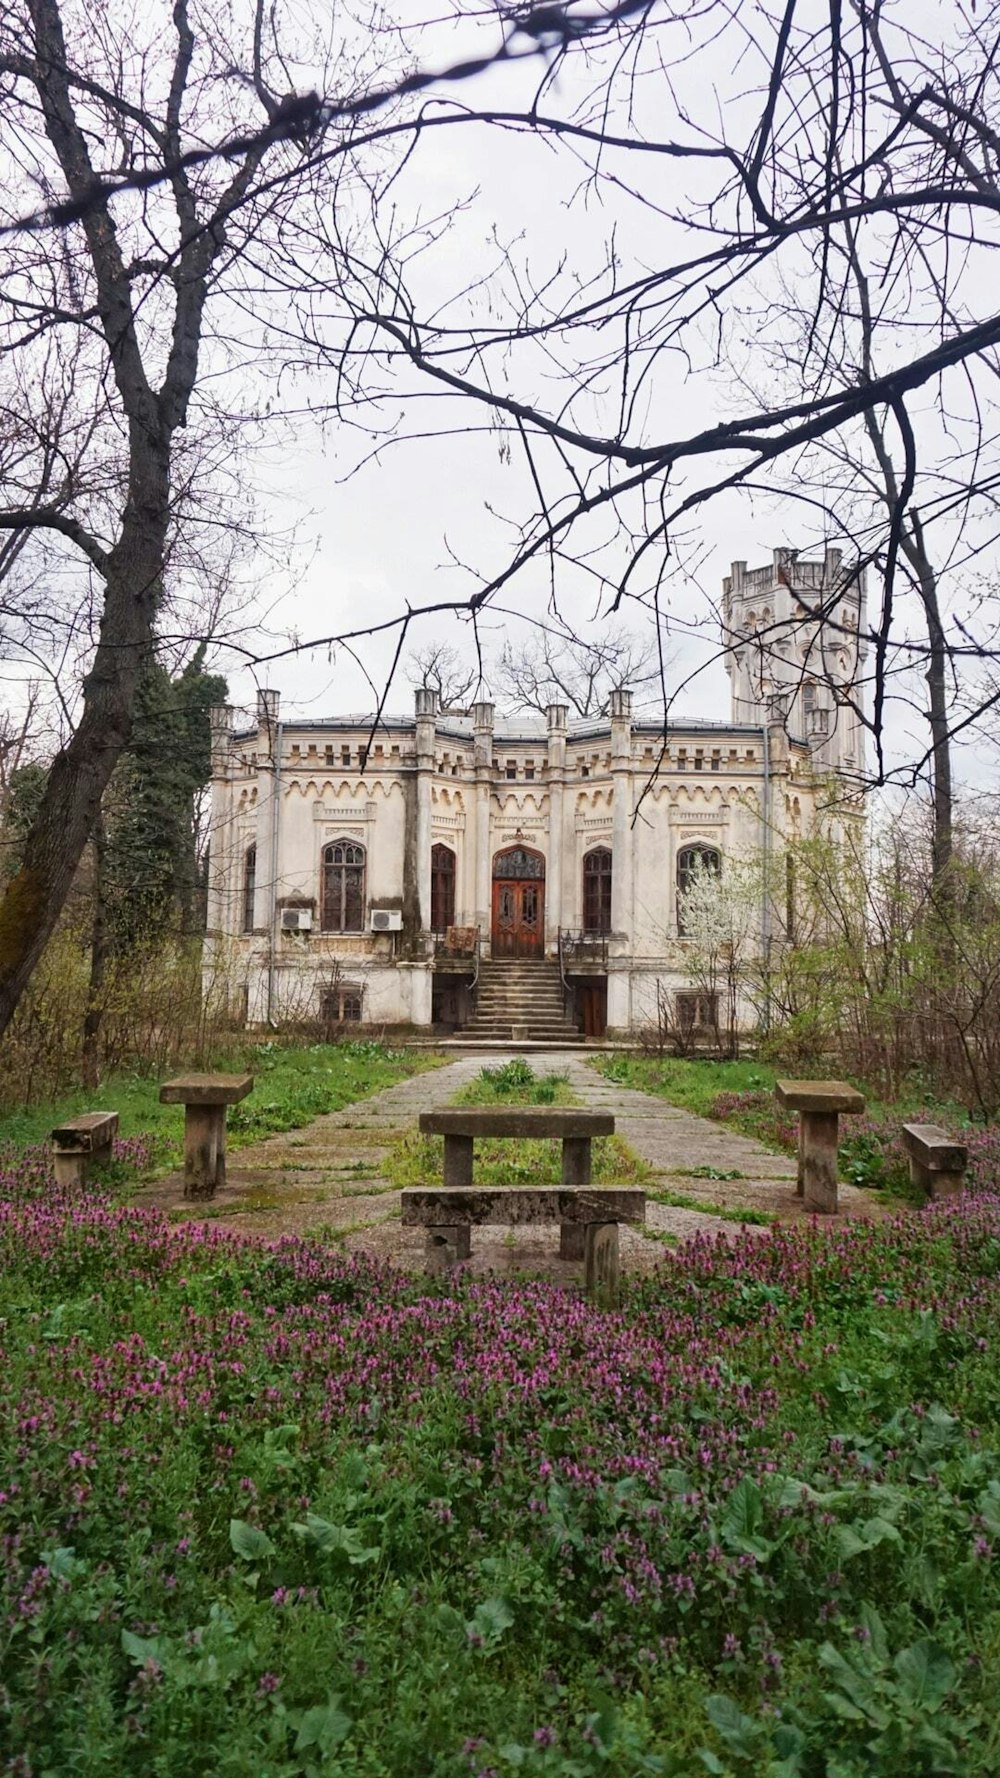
(159, 1073, 253, 1199)
(775, 1079, 865, 1214)
(401, 1185, 645, 1294)
(50, 1111, 119, 1187)
(901, 1123, 967, 1201)
(419, 1107, 615, 1258)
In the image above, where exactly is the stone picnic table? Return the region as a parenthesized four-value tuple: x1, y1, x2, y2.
(775, 1078, 865, 1214)
(159, 1073, 253, 1199)
(418, 1106, 615, 1258)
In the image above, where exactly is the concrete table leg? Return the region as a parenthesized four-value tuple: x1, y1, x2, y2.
(795, 1123, 805, 1197)
(584, 1222, 619, 1298)
(560, 1136, 591, 1259)
(443, 1133, 474, 1187)
(425, 1225, 472, 1274)
(184, 1104, 225, 1199)
(53, 1150, 86, 1189)
(800, 1110, 839, 1214)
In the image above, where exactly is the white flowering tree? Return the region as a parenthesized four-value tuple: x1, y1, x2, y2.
(676, 853, 766, 1058)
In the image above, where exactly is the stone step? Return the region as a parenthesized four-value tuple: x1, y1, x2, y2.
(465, 1024, 582, 1040)
(475, 994, 566, 1008)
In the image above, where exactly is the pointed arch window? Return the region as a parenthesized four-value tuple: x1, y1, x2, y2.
(321, 840, 366, 932)
(430, 843, 456, 933)
(242, 844, 256, 933)
(676, 844, 721, 935)
(583, 846, 613, 933)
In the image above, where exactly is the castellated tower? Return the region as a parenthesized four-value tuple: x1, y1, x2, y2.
(722, 545, 867, 780)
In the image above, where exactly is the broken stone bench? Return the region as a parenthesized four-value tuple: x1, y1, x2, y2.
(50, 1111, 119, 1187)
(159, 1073, 253, 1199)
(418, 1107, 615, 1258)
(775, 1079, 865, 1214)
(401, 1185, 645, 1293)
(901, 1123, 968, 1201)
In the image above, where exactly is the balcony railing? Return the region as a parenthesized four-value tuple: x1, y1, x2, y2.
(557, 927, 609, 968)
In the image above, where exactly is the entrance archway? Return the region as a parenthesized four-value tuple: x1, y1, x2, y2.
(491, 845, 545, 957)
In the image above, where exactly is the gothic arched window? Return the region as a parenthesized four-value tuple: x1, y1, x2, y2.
(430, 843, 456, 933)
(676, 844, 721, 935)
(583, 846, 612, 933)
(321, 841, 366, 932)
(242, 844, 256, 933)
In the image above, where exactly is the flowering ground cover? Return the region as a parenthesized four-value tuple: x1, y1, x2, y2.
(2, 1147, 1000, 1776)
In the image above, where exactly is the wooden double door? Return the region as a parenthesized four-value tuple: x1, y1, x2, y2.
(491, 846, 545, 957)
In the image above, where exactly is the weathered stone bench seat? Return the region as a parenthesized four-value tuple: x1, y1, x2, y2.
(901, 1123, 967, 1201)
(419, 1109, 614, 1140)
(775, 1078, 865, 1215)
(401, 1185, 645, 1292)
(419, 1106, 615, 1257)
(159, 1073, 253, 1199)
(50, 1111, 119, 1187)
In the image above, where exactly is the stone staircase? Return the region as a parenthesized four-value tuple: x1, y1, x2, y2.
(463, 957, 583, 1044)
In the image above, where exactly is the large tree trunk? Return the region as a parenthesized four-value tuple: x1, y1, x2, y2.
(0, 444, 167, 1039)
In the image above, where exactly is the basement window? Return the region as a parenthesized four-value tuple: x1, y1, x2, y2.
(675, 990, 719, 1033)
(321, 984, 364, 1026)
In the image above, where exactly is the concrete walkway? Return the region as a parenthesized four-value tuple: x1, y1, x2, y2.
(141, 1050, 878, 1276)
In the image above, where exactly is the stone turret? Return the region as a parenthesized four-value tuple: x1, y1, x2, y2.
(722, 546, 867, 777)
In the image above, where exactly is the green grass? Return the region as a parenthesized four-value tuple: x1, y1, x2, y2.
(454, 1059, 576, 1107)
(385, 1131, 650, 1189)
(1, 1039, 442, 1172)
(647, 1185, 775, 1226)
(592, 1052, 779, 1113)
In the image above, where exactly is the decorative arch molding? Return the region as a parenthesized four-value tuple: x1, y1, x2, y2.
(431, 786, 467, 812)
(492, 843, 545, 879)
(299, 778, 400, 805)
(574, 788, 612, 815)
(495, 791, 547, 817)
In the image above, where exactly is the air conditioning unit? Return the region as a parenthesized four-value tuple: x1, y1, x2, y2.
(281, 908, 313, 932)
(370, 908, 403, 932)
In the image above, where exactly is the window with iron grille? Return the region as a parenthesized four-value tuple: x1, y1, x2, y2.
(430, 843, 456, 933)
(321, 841, 366, 932)
(242, 844, 256, 933)
(583, 846, 612, 933)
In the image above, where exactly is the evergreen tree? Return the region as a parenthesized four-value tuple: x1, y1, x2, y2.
(104, 650, 227, 946)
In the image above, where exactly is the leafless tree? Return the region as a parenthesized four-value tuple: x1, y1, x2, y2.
(0, 0, 659, 1037)
(303, 0, 1000, 795)
(493, 628, 658, 719)
(9, 0, 1000, 1035)
(405, 643, 482, 712)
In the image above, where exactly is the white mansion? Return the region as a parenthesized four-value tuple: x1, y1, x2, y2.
(205, 547, 866, 1039)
